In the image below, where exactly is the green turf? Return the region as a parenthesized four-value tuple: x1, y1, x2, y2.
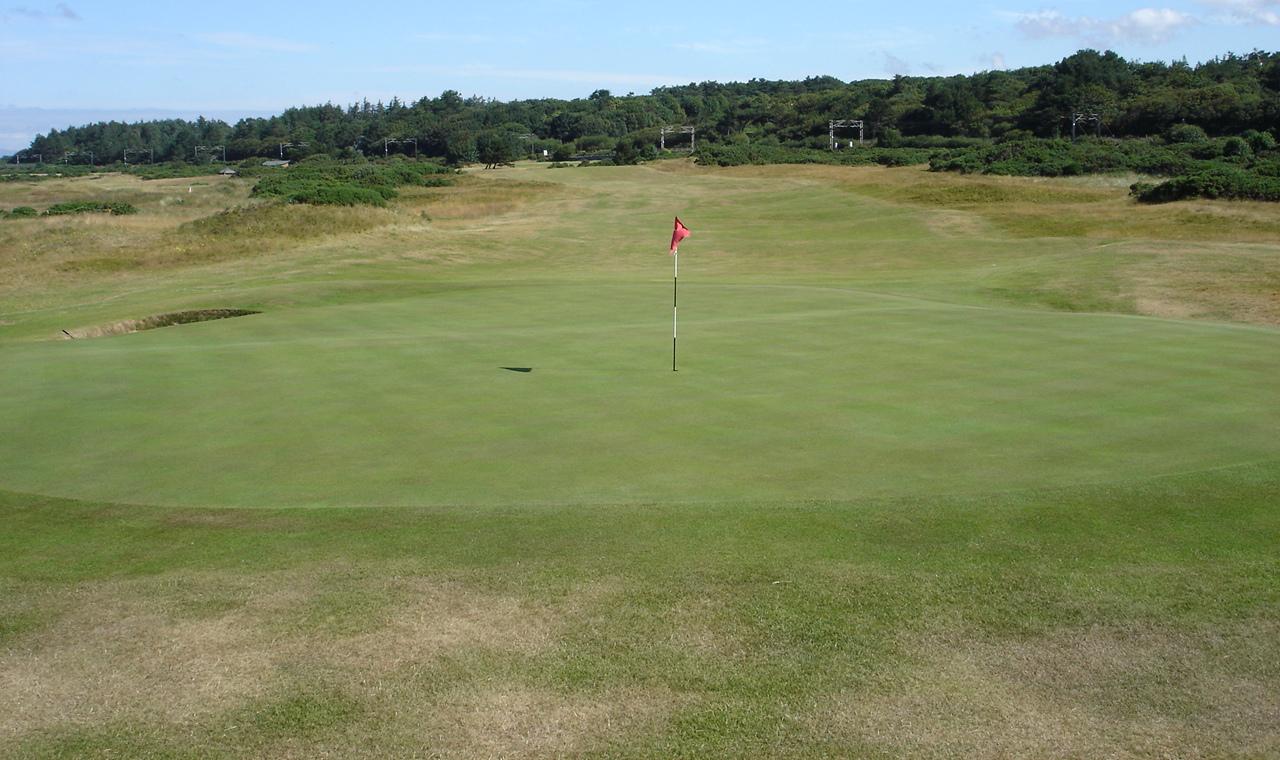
(1, 162, 1277, 758)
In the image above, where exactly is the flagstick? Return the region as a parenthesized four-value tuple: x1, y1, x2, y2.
(672, 249, 678, 372)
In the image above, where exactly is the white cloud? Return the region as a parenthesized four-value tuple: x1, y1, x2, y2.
(197, 32, 315, 53)
(1197, 0, 1280, 24)
(1012, 8, 1196, 44)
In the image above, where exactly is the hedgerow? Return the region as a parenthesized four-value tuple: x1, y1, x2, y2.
(931, 136, 1280, 202)
(1131, 166, 1280, 203)
(695, 143, 940, 167)
(250, 159, 454, 206)
(43, 201, 138, 215)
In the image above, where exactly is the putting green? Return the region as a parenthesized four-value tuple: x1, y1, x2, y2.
(2, 278, 1276, 508)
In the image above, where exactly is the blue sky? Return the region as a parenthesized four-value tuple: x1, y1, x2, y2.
(1, 0, 1277, 151)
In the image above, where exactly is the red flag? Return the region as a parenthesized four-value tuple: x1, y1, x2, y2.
(669, 216, 690, 254)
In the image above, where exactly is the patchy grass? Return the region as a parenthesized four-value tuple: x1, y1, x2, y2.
(2, 463, 1276, 757)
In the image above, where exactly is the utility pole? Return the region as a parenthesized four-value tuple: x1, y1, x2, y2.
(15, 152, 41, 165)
(659, 126, 696, 152)
(383, 137, 417, 157)
(195, 145, 225, 163)
(1070, 110, 1101, 141)
(123, 148, 153, 165)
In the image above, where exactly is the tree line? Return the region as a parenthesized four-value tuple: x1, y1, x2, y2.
(10, 49, 1279, 165)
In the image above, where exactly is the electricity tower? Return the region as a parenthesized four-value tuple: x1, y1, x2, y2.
(1070, 110, 1101, 140)
(829, 120, 864, 150)
(195, 145, 226, 163)
(659, 126, 696, 152)
(279, 142, 308, 158)
(384, 137, 417, 157)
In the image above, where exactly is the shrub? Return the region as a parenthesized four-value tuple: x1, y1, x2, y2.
(1135, 166, 1280, 203)
(1167, 123, 1209, 144)
(9, 206, 38, 217)
(249, 159, 452, 206)
(552, 143, 574, 162)
(1221, 136, 1251, 158)
(694, 143, 934, 168)
(127, 162, 224, 180)
(43, 201, 137, 215)
(1243, 129, 1277, 153)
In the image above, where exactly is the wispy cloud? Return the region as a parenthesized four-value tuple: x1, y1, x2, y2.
(1197, 0, 1280, 24)
(670, 38, 767, 55)
(197, 32, 315, 53)
(1010, 8, 1196, 44)
(414, 32, 497, 44)
(883, 52, 912, 76)
(3, 2, 78, 21)
(371, 63, 686, 89)
(977, 52, 1007, 70)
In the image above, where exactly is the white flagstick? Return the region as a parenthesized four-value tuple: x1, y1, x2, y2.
(672, 248, 679, 372)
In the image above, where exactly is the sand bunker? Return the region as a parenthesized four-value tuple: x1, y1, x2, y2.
(63, 309, 259, 339)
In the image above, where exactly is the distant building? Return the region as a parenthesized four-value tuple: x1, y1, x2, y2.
(218, 167, 238, 176)
(261, 159, 290, 168)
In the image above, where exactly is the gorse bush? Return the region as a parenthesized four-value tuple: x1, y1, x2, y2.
(250, 159, 454, 206)
(695, 143, 939, 167)
(43, 201, 138, 215)
(932, 136, 1280, 202)
(125, 162, 226, 180)
(1132, 167, 1280, 203)
(8, 206, 39, 218)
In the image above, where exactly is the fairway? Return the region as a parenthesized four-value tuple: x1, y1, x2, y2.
(2, 162, 1278, 758)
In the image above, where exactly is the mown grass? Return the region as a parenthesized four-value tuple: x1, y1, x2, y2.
(1, 160, 1278, 757)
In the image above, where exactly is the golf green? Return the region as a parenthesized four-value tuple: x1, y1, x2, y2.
(3, 277, 1276, 508)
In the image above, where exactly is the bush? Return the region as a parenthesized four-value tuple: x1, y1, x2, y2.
(126, 162, 223, 180)
(931, 138, 1216, 178)
(1167, 123, 1209, 144)
(1243, 130, 1276, 153)
(9, 206, 38, 217)
(694, 143, 935, 168)
(1135, 166, 1280, 203)
(551, 143, 574, 162)
(250, 159, 453, 206)
(43, 201, 138, 215)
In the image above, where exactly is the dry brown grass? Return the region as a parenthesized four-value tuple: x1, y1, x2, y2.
(0, 583, 272, 739)
(809, 622, 1280, 759)
(0, 568, 612, 748)
(321, 577, 559, 674)
(412, 684, 683, 759)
